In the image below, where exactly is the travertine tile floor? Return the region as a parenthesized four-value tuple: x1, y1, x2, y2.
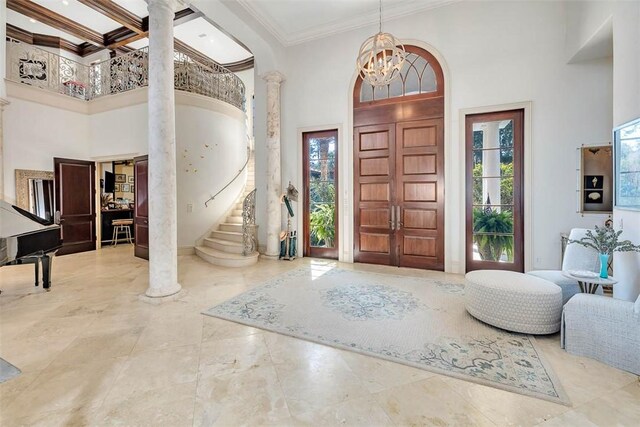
(0, 246, 638, 426)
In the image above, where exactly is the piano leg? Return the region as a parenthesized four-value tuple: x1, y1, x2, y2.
(42, 254, 53, 290)
(34, 257, 40, 287)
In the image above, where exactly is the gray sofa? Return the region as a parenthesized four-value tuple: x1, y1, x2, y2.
(561, 293, 640, 375)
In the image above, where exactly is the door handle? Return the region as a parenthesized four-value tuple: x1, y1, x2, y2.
(397, 206, 402, 230)
(390, 206, 395, 230)
(143, 220, 148, 224)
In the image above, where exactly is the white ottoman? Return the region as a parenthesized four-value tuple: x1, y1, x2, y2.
(465, 270, 563, 334)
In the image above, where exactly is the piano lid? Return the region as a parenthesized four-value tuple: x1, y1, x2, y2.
(0, 199, 54, 238)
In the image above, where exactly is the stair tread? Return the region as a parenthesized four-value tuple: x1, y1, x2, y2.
(196, 246, 258, 259)
(212, 230, 242, 236)
(204, 237, 242, 247)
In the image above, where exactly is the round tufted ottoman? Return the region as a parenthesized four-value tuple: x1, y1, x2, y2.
(465, 270, 563, 334)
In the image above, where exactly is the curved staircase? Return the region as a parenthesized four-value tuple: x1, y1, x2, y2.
(195, 154, 259, 267)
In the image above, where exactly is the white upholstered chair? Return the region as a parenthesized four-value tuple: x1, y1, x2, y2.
(562, 293, 640, 375)
(527, 228, 603, 304)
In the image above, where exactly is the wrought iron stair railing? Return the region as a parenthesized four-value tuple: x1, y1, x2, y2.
(6, 38, 245, 111)
(242, 188, 257, 255)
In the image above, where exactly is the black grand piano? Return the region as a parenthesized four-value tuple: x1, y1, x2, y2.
(0, 199, 62, 290)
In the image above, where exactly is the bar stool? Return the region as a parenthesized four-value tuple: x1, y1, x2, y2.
(112, 219, 133, 246)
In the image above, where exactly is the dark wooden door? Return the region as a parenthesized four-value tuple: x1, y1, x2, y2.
(396, 119, 445, 270)
(134, 155, 149, 260)
(303, 130, 339, 259)
(354, 124, 396, 265)
(54, 158, 96, 255)
(465, 109, 524, 272)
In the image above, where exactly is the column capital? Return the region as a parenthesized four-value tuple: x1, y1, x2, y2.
(147, 0, 188, 14)
(261, 71, 286, 85)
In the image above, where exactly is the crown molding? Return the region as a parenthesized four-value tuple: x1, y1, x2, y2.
(236, 0, 460, 47)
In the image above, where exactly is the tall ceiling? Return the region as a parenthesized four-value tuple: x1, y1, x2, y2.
(6, 0, 253, 67)
(236, 0, 459, 46)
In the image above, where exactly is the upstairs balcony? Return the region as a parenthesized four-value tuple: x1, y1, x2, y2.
(5, 38, 246, 111)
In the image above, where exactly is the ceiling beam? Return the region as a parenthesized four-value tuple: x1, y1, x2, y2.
(104, 8, 198, 50)
(7, 23, 128, 58)
(6, 23, 33, 44)
(7, 0, 105, 46)
(76, 0, 144, 34)
(7, 23, 82, 56)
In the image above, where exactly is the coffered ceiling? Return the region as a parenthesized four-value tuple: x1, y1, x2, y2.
(236, 0, 459, 46)
(6, 0, 253, 69)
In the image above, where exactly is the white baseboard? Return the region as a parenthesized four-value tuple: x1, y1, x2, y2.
(178, 246, 195, 255)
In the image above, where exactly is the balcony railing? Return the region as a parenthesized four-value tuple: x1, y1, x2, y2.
(6, 39, 245, 111)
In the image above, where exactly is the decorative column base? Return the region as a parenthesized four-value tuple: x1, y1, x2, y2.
(260, 254, 280, 261)
(139, 287, 186, 305)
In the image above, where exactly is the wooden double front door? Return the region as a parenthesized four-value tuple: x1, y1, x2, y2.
(354, 118, 445, 270)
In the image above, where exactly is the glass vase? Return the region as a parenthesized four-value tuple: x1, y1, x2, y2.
(599, 253, 609, 279)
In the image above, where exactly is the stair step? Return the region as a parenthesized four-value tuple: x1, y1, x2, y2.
(232, 209, 243, 216)
(219, 223, 242, 233)
(211, 230, 243, 243)
(227, 216, 243, 224)
(203, 237, 243, 254)
(195, 246, 259, 267)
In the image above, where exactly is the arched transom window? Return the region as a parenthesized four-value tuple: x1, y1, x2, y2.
(357, 45, 444, 105)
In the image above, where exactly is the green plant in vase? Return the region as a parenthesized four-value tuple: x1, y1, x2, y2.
(569, 226, 640, 278)
(473, 208, 514, 262)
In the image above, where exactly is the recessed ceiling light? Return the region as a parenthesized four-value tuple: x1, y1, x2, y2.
(62, 0, 69, 5)
(29, 18, 37, 23)
(198, 33, 207, 38)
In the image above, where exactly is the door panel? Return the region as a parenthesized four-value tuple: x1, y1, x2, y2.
(396, 119, 445, 270)
(354, 124, 396, 265)
(54, 158, 96, 255)
(134, 155, 149, 260)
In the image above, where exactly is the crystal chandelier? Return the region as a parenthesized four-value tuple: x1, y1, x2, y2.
(356, 0, 406, 87)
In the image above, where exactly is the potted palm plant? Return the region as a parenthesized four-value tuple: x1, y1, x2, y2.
(569, 226, 640, 278)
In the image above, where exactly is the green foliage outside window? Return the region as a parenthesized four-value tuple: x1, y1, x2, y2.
(309, 179, 335, 247)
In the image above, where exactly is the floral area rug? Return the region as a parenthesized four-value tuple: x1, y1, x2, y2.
(203, 267, 570, 405)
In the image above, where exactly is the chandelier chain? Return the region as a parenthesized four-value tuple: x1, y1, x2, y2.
(356, 0, 407, 87)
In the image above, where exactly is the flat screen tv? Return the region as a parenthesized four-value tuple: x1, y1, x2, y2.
(104, 171, 115, 193)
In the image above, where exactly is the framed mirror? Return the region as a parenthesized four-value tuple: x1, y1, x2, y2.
(614, 117, 640, 210)
(576, 144, 613, 214)
(15, 169, 55, 221)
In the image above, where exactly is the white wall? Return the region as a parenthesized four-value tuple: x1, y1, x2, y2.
(276, 0, 613, 272)
(3, 97, 91, 204)
(4, 88, 247, 248)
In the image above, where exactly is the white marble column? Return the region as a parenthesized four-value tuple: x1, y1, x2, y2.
(0, 0, 8, 201)
(144, 0, 182, 299)
(261, 71, 285, 259)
